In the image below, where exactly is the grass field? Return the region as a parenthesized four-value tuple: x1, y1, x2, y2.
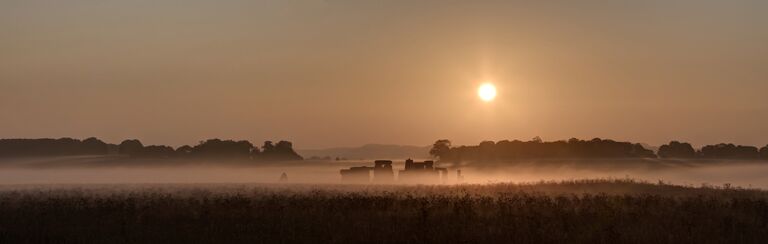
(1, 179, 767, 243)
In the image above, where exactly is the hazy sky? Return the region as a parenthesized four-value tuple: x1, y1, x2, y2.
(2, 0, 767, 149)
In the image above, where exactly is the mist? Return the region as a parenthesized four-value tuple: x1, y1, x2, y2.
(1, 157, 767, 189)
(459, 160, 768, 189)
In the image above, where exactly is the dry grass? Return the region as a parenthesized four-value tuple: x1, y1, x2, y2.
(1, 179, 767, 243)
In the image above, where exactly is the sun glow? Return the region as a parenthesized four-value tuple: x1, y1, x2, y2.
(478, 83, 497, 102)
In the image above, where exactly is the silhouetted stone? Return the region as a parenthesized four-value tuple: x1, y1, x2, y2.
(341, 159, 449, 184)
(340, 166, 372, 183)
(399, 159, 447, 183)
(372, 160, 394, 183)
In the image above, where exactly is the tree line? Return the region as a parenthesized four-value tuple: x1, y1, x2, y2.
(430, 138, 768, 162)
(657, 141, 768, 159)
(0, 138, 303, 161)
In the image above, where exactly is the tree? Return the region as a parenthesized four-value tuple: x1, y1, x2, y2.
(429, 140, 451, 159)
(191, 139, 254, 158)
(262, 141, 275, 153)
(699, 143, 760, 159)
(119, 139, 144, 156)
(531, 136, 543, 143)
(432, 137, 660, 163)
(478, 141, 497, 161)
(658, 141, 696, 158)
(176, 145, 193, 156)
(631, 143, 657, 158)
(0, 138, 112, 157)
(275, 141, 302, 160)
(82, 137, 108, 154)
(275, 141, 293, 151)
(137, 145, 175, 158)
(250, 146, 261, 158)
(259, 140, 303, 161)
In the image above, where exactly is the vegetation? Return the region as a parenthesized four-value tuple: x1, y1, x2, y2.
(0, 138, 302, 161)
(432, 138, 768, 162)
(699, 143, 763, 159)
(0, 180, 767, 243)
(433, 138, 656, 162)
(657, 141, 697, 158)
(0, 138, 112, 157)
(3, 136, 768, 163)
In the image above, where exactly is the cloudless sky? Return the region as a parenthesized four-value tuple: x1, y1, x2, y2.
(1, 0, 767, 149)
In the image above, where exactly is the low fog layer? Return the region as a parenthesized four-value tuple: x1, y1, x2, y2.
(1, 157, 767, 188)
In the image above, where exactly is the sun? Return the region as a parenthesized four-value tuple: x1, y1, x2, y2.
(478, 83, 497, 102)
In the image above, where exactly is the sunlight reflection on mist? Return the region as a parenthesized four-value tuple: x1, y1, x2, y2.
(1, 158, 767, 189)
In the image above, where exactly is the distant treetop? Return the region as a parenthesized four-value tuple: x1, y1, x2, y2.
(0, 137, 303, 161)
(431, 138, 768, 162)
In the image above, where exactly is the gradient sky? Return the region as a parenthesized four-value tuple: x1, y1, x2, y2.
(2, 0, 767, 149)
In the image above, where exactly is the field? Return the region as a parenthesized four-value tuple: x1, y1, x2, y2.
(1, 179, 767, 243)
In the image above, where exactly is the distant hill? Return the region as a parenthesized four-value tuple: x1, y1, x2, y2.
(297, 144, 431, 160)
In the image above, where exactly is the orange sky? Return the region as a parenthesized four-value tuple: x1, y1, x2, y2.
(1, 1, 767, 148)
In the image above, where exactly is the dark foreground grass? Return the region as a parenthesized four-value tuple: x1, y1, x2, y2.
(1, 179, 768, 243)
